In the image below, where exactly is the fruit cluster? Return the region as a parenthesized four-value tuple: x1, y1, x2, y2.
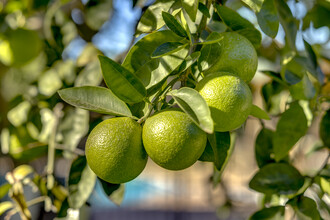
(85, 32, 257, 184)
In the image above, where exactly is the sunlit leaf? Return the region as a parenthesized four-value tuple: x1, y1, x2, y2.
(0, 201, 13, 216)
(255, 128, 275, 168)
(38, 70, 63, 97)
(273, 102, 308, 161)
(198, 32, 222, 71)
(249, 206, 285, 220)
(162, 11, 188, 38)
(136, 0, 175, 34)
(181, 0, 198, 22)
(58, 86, 132, 117)
(68, 156, 96, 209)
(242, 0, 264, 12)
(256, 0, 279, 38)
(168, 87, 214, 133)
(123, 30, 188, 89)
(250, 105, 270, 120)
(249, 163, 305, 195)
(99, 55, 146, 104)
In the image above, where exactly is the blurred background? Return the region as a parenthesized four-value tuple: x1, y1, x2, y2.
(0, 0, 329, 219)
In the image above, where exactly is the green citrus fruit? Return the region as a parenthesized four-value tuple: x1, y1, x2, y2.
(204, 32, 258, 82)
(196, 72, 253, 132)
(85, 117, 147, 183)
(142, 110, 207, 170)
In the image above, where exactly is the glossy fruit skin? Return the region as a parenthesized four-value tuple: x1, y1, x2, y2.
(85, 117, 147, 184)
(142, 110, 207, 170)
(204, 32, 258, 83)
(196, 72, 252, 132)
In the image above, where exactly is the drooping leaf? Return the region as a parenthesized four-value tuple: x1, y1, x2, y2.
(256, 0, 279, 38)
(168, 87, 214, 133)
(215, 4, 262, 48)
(211, 132, 235, 185)
(198, 2, 210, 18)
(250, 105, 270, 120)
(98, 178, 125, 206)
(255, 128, 275, 168)
(0, 183, 11, 199)
(152, 42, 188, 58)
(242, 0, 264, 12)
(181, 0, 198, 22)
(68, 156, 96, 209)
(162, 11, 188, 38)
(99, 55, 146, 104)
(198, 32, 223, 71)
(249, 206, 285, 220)
(274, 0, 298, 51)
(287, 196, 321, 220)
(123, 30, 189, 89)
(58, 86, 132, 117)
(303, 40, 324, 83)
(249, 163, 305, 195)
(273, 102, 308, 161)
(320, 109, 330, 148)
(199, 132, 230, 166)
(136, 0, 175, 34)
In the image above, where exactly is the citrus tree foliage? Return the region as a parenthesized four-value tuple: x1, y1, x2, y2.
(0, 0, 329, 219)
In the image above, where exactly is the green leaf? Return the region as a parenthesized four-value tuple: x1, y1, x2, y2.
(0, 183, 11, 199)
(136, 0, 175, 34)
(288, 196, 321, 220)
(273, 102, 308, 161)
(249, 163, 305, 195)
(255, 128, 275, 168)
(289, 74, 316, 100)
(181, 0, 198, 22)
(256, 0, 279, 38)
(168, 87, 213, 133)
(68, 156, 96, 209)
(211, 132, 235, 185)
(319, 177, 330, 195)
(123, 30, 189, 89)
(175, 51, 200, 74)
(162, 11, 188, 38)
(303, 40, 324, 83)
(320, 110, 330, 148)
(250, 105, 270, 120)
(98, 178, 125, 206)
(152, 42, 188, 58)
(215, 4, 261, 48)
(261, 71, 287, 86)
(58, 108, 89, 158)
(198, 32, 223, 71)
(199, 132, 230, 167)
(302, 1, 330, 30)
(242, 0, 264, 12)
(0, 201, 13, 216)
(198, 2, 210, 18)
(99, 55, 146, 104)
(274, 0, 298, 51)
(58, 86, 132, 117)
(249, 206, 285, 220)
